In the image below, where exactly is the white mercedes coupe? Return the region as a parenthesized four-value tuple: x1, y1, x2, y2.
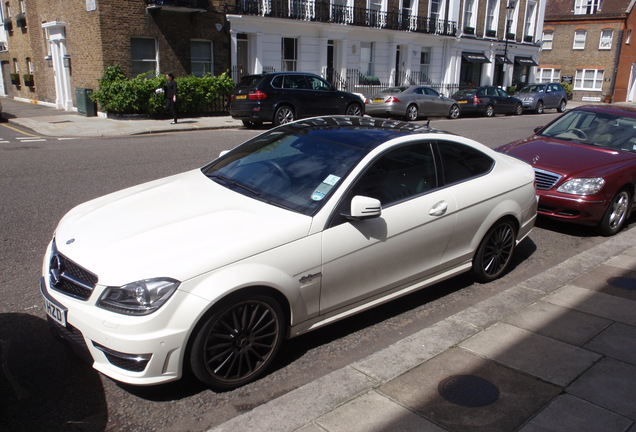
(41, 116, 537, 390)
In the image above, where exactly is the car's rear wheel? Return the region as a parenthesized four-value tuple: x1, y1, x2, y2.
(484, 104, 494, 117)
(405, 104, 418, 121)
(534, 100, 544, 114)
(448, 104, 460, 119)
(514, 103, 523, 116)
(598, 189, 632, 236)
(345, 103, 363, 117)
(557, 100, 567, 113)
(273, 106, 295, 126)
(190, 295, 285, 391)
(472, 219, 517, 282)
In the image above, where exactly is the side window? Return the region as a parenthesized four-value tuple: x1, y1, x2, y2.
(425, 88, 439, 96)
(496, 88, 508, 97)
(271, 75, 284, 88)
(307, 76, 331, 90)
(438, 141, 494, 185)
(349, 142, 437, 207)
(283, 75, 308, 89)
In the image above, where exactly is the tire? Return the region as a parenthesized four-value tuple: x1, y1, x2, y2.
(534, 100, 544, 114)
(190, 295, 285, 391)
(557, 99, 567, 113)
(273, 106, 295, 126)
(472, 219, 517, 282)
(405, 104, 418, 121)
(598, 189, 632, 236)
(515, 103, 523, 116)
(242, 120, 261, 129)
(345, 103, 363, 117)
(448, 104, 460, 119)
(484, 104, 494, 117)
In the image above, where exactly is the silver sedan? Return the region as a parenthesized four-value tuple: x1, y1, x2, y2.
(365, 86, 461, 121)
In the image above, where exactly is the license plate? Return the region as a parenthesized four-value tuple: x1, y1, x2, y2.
(458, 100, 468, 104)
(41, 279, 67, 327)
(236, 95, 247, 100)
(373, 98, 384, 103)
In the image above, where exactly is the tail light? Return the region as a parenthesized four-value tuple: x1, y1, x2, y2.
(249, 90, 267, 100)
(386, 96, 401, 103)
(472, 95, 481, 105)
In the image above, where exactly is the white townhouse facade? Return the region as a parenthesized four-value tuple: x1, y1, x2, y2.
(225, 0, 546, 93)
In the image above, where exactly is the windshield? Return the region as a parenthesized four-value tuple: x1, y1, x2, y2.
(540, 110, 636, 153)
(519, 85, 545, 93)
(201, 125, 370, 215)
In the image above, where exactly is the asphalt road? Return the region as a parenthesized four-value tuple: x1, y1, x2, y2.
(1, 114, 629, 432)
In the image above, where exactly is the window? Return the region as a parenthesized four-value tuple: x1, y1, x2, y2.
(573, 29, 587, 49)
(524, 1, 536, 38)
(538, 68, 561, 83)
(367, 0, 385, 26)
(485, 0, 498, 34)
(360, 41, 374, 76)
(281, 37, 297, 71)
(420, 49, 430, 78)
(191, 40, 213, 77)
(131, 38, 157, 77)
(574, 69, 604, 90)
(574, 0, 601, 15)
(542, 30, 553, 50)
(463, 0, 476, 31)
(438, 141, 493, 185)
(599, 29, 613, 50)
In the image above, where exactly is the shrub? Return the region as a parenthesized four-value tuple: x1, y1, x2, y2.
(91, 65, 235, 115)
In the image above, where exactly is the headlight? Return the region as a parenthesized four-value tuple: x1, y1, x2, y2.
(97, 278, 180, 315)
(557, 178, 605, 195)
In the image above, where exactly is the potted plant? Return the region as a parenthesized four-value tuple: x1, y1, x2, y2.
(3, 17, 12, 31)
(23, 73, 34, 86)
(524, 35, 533, 43)
(506, 32, 516, 40)
(485, 29, 497, 38)
(463, 26, 475, 35)
(10, 73, 20, 85)
(15, 12, 26, 29)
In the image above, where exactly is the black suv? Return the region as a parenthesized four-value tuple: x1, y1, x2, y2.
(230, 72, 365, 128)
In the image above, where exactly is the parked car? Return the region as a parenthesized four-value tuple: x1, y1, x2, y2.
(229, 72, 364, 128)
(452, 86, 523, 117)
(497, 105, 636, 236)
(42, 116, 537, 391)
(516, 83, 568, 114)
(365, 85, 461, 120)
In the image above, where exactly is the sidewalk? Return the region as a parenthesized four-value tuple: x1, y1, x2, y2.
(209, 228, 636, 432)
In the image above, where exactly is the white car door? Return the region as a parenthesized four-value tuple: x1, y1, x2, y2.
(319, 141, 458, 314)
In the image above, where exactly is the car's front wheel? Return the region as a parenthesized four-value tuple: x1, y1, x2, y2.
(273, 106, 295, 126)
(534, 100, 544, 114)
(472, 219, 517, 282)
(448, 104, 460, 119)
(405, 104, 418, 121)
(557, 99, 567, 113)
(515, 103, 523, 115)
(598, 189, 632, 236)
(484, 104, 495, 117)
(345, 103, 364, 117)
(190, 294, 285, 391)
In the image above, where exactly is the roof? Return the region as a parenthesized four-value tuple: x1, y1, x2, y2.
(546, 0, 632, 20)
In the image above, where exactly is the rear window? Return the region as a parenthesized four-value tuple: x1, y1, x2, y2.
(237, 75, 264, 88)
(453, 89, 475, 98)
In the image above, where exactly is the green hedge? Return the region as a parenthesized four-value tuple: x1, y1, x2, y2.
(91, 65, 235, 116)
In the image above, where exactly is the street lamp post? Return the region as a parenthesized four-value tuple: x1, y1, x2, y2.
(502, 0, 516, 87)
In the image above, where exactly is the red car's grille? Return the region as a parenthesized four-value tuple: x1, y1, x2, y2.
(534, 168, 562, 190)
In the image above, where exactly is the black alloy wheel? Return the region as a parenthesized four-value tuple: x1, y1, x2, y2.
(190, 295, 285, 391)
(346, 103, 364, 116)
(472, 220, 517, 282)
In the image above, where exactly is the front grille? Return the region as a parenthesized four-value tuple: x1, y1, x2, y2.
(49, 241, 98, 300)
(534, 168, 562, 191)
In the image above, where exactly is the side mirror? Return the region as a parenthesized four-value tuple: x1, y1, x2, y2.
(534, 126, 544, 134)
(439, 93, 445, 98)
(220, 150, 230, 157)
(344, 195, 382, 220)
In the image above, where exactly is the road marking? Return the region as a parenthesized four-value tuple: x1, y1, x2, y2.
(0, 123, 42, 137)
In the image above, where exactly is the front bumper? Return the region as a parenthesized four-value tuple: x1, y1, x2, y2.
(536, 190, 609, 226)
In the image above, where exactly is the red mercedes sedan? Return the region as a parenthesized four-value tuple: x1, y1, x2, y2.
(497, 105, 636, 236)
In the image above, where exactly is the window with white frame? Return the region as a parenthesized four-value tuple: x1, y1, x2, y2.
(524, 1, 536, 39)
(191, 40, 213, 77)
(281, 37, 297, 71)
(538, 68, 560, 83)
(420, 48, 430, 78)
(574, 0, 601, 15)
(573, 29, 587, 49)
(542, 30, 553, 49)
(485, 0, 497, 34)
(574, 69, 604, 90)
(131, 38, 157, 77)
(599, 29, 613, 50)
(360, 41, 374, 76)
(463, 0, 476, 32)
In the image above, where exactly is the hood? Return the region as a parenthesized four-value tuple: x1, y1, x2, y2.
(54, 169, 312, 285)
(498, 136, 636, 178)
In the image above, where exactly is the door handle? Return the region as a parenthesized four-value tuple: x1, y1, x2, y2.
(429, 201, 448, 217)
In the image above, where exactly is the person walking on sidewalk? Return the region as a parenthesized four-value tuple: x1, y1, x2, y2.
(165, 73, 178, 124)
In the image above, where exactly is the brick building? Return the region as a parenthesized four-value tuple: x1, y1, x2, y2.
(538, 0, 635, 102)
(0, 0, 228, 111)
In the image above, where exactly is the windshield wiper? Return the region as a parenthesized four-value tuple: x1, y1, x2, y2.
(207, 174, 261, 196)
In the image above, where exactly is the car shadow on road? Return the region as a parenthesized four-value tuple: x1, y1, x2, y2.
(0, 313, 107, 432)
(536, 214, 636, 238)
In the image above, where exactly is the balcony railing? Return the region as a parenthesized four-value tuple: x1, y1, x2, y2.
(145, 0, 209, 9)
(228, 0, 457, 36)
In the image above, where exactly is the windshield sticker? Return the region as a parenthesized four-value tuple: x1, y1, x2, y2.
(311, 175, 341, 201)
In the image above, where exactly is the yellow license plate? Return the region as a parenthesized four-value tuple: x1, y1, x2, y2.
(373, 98, 384, 103)
(236, 95, 247, 100)
(457, 100, 468, 104)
